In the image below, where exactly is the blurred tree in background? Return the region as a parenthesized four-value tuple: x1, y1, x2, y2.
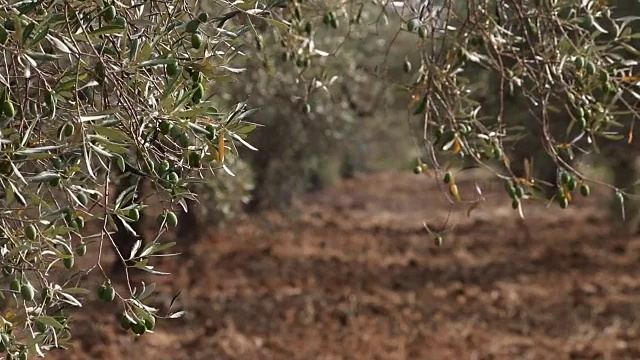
(226, 1, 416, 211)
(0, 0, 639, 357)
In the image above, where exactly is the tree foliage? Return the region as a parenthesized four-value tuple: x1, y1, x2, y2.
(399, 0, 640, 228)
(227, 0, 426, 209)
(0, 0, 266, 355)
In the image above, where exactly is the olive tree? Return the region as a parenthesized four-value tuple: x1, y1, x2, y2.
(0, 0, 274, 356)
(389, 0, 640, 237)
(224, 1, 429, 210)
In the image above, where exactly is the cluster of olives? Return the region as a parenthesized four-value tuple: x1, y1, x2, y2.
(184, 12, 209, 50)
(555, 171, 590, 209)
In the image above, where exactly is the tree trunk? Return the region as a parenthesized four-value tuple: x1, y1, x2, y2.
(110, 175, 145, 277)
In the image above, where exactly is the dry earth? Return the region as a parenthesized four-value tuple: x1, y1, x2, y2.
(46, 171, 640, 360)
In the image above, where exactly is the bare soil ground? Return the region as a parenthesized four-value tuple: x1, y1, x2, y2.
(47, 171, 640, 360)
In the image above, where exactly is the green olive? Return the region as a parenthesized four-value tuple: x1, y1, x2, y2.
(191, 33, 202, 49)
(62, 122, 75, 137)
(98, 284, 115, 302)
(580, 184, 590, 197)
(434, 235, 443, 247)
(443, 172, 452, 184)
(166, 62, 179, 77)
(25, 224, 37, 241)
(75, 216, 85, 229)
(511, 199, 520, 210)
(77, 192, 88, 206)
(159, 160, 170, 173)
(132, 322, 146, 335)
(20, 283, 34, 301)
(166, 172, 179, 183)
(144, 315, 156, 330)
(49, 177, 61, 187)
(198, 13, 209, 23)
(120, 314, 132, 330)
(166, 211, 178, 227)
(3, 100, 15, 117)
(188, 151, 201, 167)
(577, 116, 587, 129)
(128, 208, 140, 222)
(599, 70, 609, 83)
(206, 124, 216, 140)
(559, 197, 569, 209)
(3, 19, 14, 31)
(113, 16, 126, 28)
(192, 83, 204, 103)
(76, 240, 87, 256)
(103, 5, 116, 22)
(514, 185, 524, 198)
(159, 120, 172, 135)
(185, 19, 200, 33)
(9, 279, 21, 292)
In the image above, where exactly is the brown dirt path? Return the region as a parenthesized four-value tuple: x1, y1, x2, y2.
(48, 171, 640, 360)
